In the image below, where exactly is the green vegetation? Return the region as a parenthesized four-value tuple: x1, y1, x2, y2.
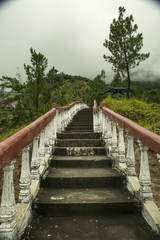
(0, 48, 108, 142)
(0, 5, 159, 141)
(104, 97, 160, 135)
(103, 6, 150, 98)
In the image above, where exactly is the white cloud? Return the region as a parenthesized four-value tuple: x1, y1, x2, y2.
(0, 0, 160, 81)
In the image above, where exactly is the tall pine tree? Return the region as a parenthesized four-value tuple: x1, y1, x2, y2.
(103, 7, 150, 98)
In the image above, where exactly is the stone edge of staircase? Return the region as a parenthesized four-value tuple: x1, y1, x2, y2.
(119, 162, 160, 233)
(15, 155, 50, 238)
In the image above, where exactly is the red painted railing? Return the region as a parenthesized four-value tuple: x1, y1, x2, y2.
(0, 101, 85, 170)
(94, 100, 160, 155)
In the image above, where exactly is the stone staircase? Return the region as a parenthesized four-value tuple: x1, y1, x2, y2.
(21, 108, 159, 240)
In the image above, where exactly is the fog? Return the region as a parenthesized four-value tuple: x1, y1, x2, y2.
(0, 0, 160, 83)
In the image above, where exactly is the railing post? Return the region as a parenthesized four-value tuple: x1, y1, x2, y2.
(19, 146, 31, 203)
(111, 121, 117, 153)
(139, 143, 153, 200)
(157, 154, 160, 163)
(31, 135, 40, 180)
(57, 110, 61, 133)
(104, 115, 108, 146)
(126, 134, 136, 176)
(0, 160, 17, 239)
(39, 129, 45, 166)
(101, 112, 106, 138)
(44, 125, 50, 155)
(118, 126, 125, 163)
(107, 118, 112, 147)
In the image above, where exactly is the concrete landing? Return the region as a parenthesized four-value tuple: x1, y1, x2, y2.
(20, 215, 160, 240)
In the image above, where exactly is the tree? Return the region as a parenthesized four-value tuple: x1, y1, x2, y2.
(110, 73, 123, 88)
(87, 70, 109, 106)
(24, 48, 48, 117)
(147, 89, 160, 104)
(103, 6, 150, 98)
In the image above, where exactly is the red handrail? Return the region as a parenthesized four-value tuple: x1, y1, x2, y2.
(0, 101, 85, 170)
(94, 100, 160, 155)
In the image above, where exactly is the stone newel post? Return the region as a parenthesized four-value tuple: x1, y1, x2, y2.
(31, 135, 40, 180)
(118, 126, 125, 163)
(139, 143, 152, 200)
(19, 146, 31, 203)
(126, 134, 136, 176)
(0, 160, 17, 239)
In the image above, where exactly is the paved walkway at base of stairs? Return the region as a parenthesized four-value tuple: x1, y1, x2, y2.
(21, 213, 160, 240)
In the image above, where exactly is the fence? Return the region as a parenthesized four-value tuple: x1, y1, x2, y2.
(0, 101, 88, 240)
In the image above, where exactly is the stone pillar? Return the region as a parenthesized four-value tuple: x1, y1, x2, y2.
(101, 113, 106, 138)
(0, 160, 17, 239)
(107, 118, 112, 147)
(104, 115, 108, 146)
(56, 109, 61, 133)
(19, 146, 31, 203)
(111, 121, 117, 153)
(44, 125, 50, 155)
(157, 154, 160, 163)
(118, 126, 125, 163)
(126, 134, 136, 176)
(31, 135, 40, 180)
(139, 143, 152, 200)
(39, 129, 45, 166)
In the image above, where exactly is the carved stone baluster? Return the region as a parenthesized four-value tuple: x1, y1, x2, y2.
(104, 115, 108, 146)
(102, 113, 105, 138)
(19, 146, 31, 203)
(96, 111, 100, 132)
(111, 121, 117, 153)
(39, 129, 45, 166)
(139, 143, 152, 200)
(57, 110, 61, 133)
(107, 118, 112, 147)
(0, 160, 17, 239)
(44, 125, 50, 155)
(99, 109, 103, 133)
(126, 134, 136, 176)
(95, 113, 98, 132)
(31, 135, 40, 180)
(118, 126, 125, 163)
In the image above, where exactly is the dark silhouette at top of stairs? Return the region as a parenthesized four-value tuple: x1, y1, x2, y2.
(21, 108, 159, 240)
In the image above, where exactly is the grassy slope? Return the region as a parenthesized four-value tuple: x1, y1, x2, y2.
(104, 97, 160, 208)
(104, 97, 160, 135)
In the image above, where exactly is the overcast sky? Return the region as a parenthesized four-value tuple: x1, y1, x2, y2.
(0, 0, 160, 83)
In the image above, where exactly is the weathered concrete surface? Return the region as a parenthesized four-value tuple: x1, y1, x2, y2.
(20, 215, 160, 240)
(51, 155, 112, 168)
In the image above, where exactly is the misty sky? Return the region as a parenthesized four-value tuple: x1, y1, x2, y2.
(0, 0, 160, 83)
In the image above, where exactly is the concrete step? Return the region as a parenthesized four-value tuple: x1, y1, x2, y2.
(20, 214, 160, 240)
(53, 147, 107, 156)
(65, 126, 93, 131)
(64, 130, 94, 133)
(50, 156, 112, 168)
(68, 122, 93, 126)
(57, 132, 102, 139)
(55, 139, 105, 147)
(42, 167, 124, 188)
(33, 188, 137, 216)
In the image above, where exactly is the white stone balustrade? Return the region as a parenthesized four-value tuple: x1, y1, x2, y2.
(31, 135, 40, 180)
(19, 146, 31, 203)
(118, 126, 125, 163)
(139, 143, 153, 200)
(0, 160, 17, 240)
(126, 134, 136, 176)
(39, 129, 46, 166)
(111, 121, 118, 153)
(107, 118, 112, 147)
(0, 101, 88, 240)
